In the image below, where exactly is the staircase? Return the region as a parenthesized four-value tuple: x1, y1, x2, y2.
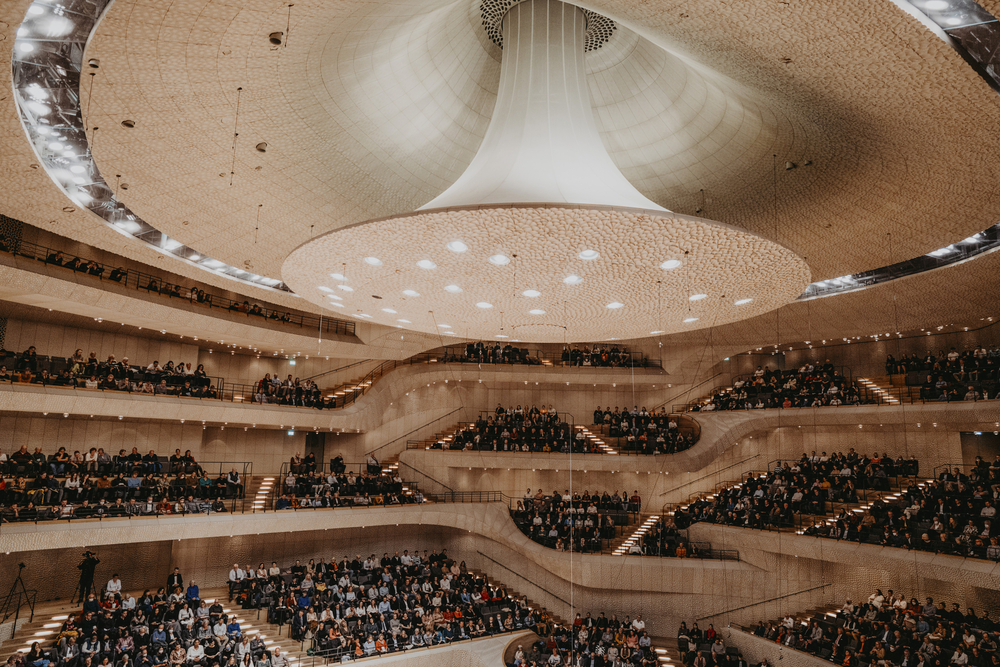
(406, 422, 475, 450)
(247, 475, 276, 512)
(610, 513, 661, 556)
(858, 376, 904, 404)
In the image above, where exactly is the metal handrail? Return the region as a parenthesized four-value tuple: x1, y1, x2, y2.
(396, 461, 454, 493)
(475, 549, 571, 606)
(3, 240, 355, 336)
(368, 408, 464, 457)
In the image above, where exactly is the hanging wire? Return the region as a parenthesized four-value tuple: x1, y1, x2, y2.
(229, 87, 243, 186)
(254, 204, 262, 245)
(85, 72, 96, 131)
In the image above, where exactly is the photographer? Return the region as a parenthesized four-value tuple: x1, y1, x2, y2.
(74, 551, 101, 603)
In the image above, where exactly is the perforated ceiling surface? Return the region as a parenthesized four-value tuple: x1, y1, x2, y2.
(1, 0, 1000, 349)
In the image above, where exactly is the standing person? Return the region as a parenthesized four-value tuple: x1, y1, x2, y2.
(74, 551, 101, 603)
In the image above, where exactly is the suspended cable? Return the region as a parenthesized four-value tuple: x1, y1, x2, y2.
(85, 72, 96, 131)
(254, 204, 262, 245)
(229, 87, 243, 186)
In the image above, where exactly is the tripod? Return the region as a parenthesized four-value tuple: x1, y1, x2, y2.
(73, 553, 100, 604)
(3, 563, 33, 637)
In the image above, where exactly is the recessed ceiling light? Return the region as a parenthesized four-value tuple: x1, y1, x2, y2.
(683, 317, 699, 323)
(364, 257, 382, 266)
(17, 43, 34, 54)
(416, 259, 436, 270)
(923, 0, 948, 9)
(326, 294, 343, 301)
(735, 298, 753, 305)
(660, 260, 682, 270)
(28, 5, 44, 14)
(651, 330, 665, 334)
(522, 290, 541, 298)
(529, 309, 546, 315)
(447, 241, 468, 253)
(495, 334, 508, 338)
(358, 314, 372, 318)
(489, 254, 510, 266)
(689, 294, 707, 301)
(318, 286, 333, 292)
(444, 331, 457, 335)
(444, 285, 463, 293)
(564, 275, 583, 285)
(397, 319, 411, 324)
(328, 302, 344, 307)
(578, 249, 599, 260)
(606, 302, 624, 309)
(476, 302, 493, 309)
(382, 308, 397, 314)
(330, 273, 347, 281)
(438, 324, 452, 329)
(402, 290, 420, 297)
(338, 285, 354, 292)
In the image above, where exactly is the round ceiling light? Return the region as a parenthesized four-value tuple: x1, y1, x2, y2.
(564, 275, 583, 285)
(326, 294, 343, 301)
(683, 317, 699, 323)
(364, 257, 383, 266)
(735, 298, 753, 305)
(330, 273, 347, 281)
(923, 0, 949, 9)
(578, 249, 599, 260)
(358, 314, 372, 318)
(438, 324, 452, 329)
(529, 309, 546, 315)
(328, 302, 344, 307)
(689, 293, 708, 301)
(660, 259, 682, 270)
(416, 259, 436, 270)
(651, 330, 665, 334)
(338, 285, 354, 292)
(606, 302, 624, 309)
(522, 289, 541, 298)
(382, 308, 397, 314)
(397, 319, 411, 323)
(402, 290, 420, 297)
(444, 284, 463, 293)
(489, 254, 511, 266)
(318, 286, 333, 292)
(495, 334, 508, 339)
(447, 241, 468, 253)
(476, 302, 493, 309)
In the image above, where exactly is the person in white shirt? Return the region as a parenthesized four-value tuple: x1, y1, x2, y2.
(229, 564, 245, 598)
(186, 640, 205, 664)
(271, 648, 287, 667)
(106, 575, 122, 596)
